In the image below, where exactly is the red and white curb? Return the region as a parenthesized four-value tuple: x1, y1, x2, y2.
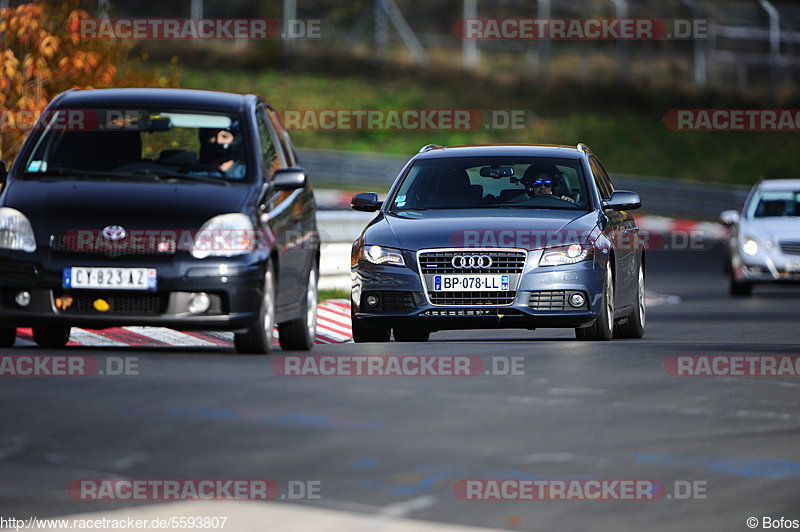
(634, 214, 725, 240)
(12, 300, 354, 348)
(9, 291, 680, 348)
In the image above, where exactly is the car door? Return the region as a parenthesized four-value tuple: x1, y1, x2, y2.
(590, 155, 637, 309)
(255, 105, 299, 308)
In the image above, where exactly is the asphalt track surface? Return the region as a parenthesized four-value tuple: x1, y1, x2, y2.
(1, 243, 800, 531)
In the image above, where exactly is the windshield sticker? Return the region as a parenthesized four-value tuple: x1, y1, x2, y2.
(27, 160, 46, 173)
(395, 195, 407, 203)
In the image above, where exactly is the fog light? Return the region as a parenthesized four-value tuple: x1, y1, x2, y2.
(568, 293, 585, 308)
(188, 292, 211, 315)
(365, 294, 379, 308)
(15, 290, 31, 307)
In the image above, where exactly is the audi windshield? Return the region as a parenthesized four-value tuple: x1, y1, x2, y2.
(389, 157, 590, 211)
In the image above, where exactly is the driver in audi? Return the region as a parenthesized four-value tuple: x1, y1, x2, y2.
(530, 172, 575, 203)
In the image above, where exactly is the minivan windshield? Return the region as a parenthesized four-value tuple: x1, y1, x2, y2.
(22, 109, 249, 181)
(389, 156, 590, 211)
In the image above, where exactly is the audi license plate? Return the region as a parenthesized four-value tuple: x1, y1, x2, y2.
(787, 258, 800, 272)
(63, 267, 157, 290)
(433, 274, 509, 292)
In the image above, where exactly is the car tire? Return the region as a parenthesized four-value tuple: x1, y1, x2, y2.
(393, 327, 430, 342)
(575, 265, 614, 341)
(351, 307, 390, 343)
(0, 327, 17, 348)
(614, 261, 645, 339)
(278, 264, 318, 351)
(234, 266, 276, 355)
(729, 269, 753, 297)
(32, 326, 71, 348)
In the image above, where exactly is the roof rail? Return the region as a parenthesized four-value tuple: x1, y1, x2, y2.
(418, 144, 443, 153)
(576, 143, 590, 154)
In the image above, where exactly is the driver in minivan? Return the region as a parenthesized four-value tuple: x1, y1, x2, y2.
(198, 124, 246, 178)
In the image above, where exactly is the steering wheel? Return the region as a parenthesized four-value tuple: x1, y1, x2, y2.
(179, 163, 226, 177)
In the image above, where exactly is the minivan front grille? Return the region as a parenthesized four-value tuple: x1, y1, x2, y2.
(50, 233, 177, 257)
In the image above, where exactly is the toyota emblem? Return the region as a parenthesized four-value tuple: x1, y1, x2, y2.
(102, 225, 127, 241)
(451, 255, 493, 269)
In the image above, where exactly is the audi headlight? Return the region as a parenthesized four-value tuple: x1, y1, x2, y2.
(539, 243, 593, 266)
(0, 207, 37, 253)
(742, 238, 759, 256)
(191, 213, 255, 259)
(359, 245, 405, 266)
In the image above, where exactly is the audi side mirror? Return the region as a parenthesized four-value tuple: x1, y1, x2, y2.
(603, 190, 641, 211)
(351, 192, 382, 212)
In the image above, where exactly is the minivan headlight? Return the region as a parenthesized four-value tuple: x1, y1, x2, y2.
(0, 207, 37, 253)
(359, 245, 405, 266)
(191, 213, 255, 259)
(539, 243, 593, 266)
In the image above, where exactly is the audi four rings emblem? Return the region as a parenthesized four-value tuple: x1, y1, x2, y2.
(451, 255, 493, 269)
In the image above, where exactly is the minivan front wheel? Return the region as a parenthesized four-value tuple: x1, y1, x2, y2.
(32, 326, 71, 348)
(235, 266, 276, 355)
(278, 264, 318, 351)
(0, 327, 17, 348)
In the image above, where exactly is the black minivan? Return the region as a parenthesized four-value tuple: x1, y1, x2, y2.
(0, 88, 319, 354)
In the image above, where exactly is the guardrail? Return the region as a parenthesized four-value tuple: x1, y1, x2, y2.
(298, 147, 751, 219)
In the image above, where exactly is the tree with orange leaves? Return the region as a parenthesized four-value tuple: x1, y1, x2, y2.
(0, 1, 178, 161)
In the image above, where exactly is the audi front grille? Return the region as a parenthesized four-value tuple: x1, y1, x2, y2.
(418, 249, 526, 307)
(419, 250, 526, 275)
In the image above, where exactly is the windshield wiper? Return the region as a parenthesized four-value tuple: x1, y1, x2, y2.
(133, 169, 231, 186)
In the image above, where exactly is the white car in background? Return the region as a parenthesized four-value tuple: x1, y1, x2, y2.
(720, 179, 800, 296)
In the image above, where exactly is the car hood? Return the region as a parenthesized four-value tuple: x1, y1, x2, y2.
(3, 178, 250, 237)
(741, 218, 800, 242)
(363, 209, 598, 251)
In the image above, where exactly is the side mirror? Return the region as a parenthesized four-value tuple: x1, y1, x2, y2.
(273, 167, 307, 191)
(603, 190, 641, 211)
(351, 192, 382, 212)
(719, 209, 740, 226)
(0, 161, 6, 184)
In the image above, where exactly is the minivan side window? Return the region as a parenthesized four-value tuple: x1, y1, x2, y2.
(256, 108, 281, 179)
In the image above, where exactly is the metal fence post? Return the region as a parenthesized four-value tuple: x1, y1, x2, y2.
(611, 0, 630, 76)
(538, 0, 551, 81)
(462, 0, 479, 69)
(683, 0, 707, 90)
(758, 0, 781, 89)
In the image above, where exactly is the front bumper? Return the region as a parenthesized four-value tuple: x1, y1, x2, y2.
(352, 248, 606, 331)
(0, 249, 269, 330)
(733, 252, 800, 283)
